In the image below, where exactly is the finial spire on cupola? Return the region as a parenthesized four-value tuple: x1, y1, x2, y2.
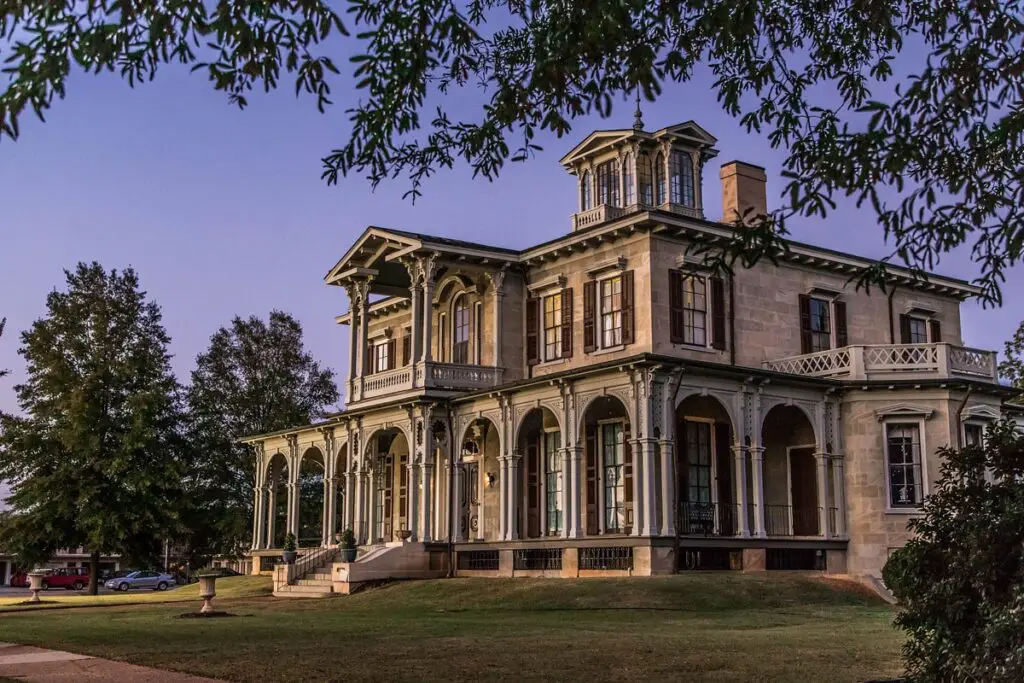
(633, 89, 644, 132)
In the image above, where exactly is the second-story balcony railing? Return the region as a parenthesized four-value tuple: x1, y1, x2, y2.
(763, 343, 998, 382)
(571, 202, 704, 230)
(354, 362, 504, 403)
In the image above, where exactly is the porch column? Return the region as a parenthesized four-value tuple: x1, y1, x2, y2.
(322, 476, 334, 546)
(285, 482, 298, 539)
(639, 438, 657, 536)
(409, 283, 422, 369)
(422, 458, 434, 542)
(366, 469, 377, 543)
(567, 446, 583, 538)
(352, 469, 365, 543)
(421, 270, 434, 363)
(348, 309, 359, 384)
(658, 440, 675, 536)
(832, 456, 847, 538)
(451, 460, 465, 542)
(498, 456, 508, 540)
(327, 477, 340, 545)
(750, 446, 766, 537)
(407, 456, 420, 541)
(508, 453, 522, 539)
(343, 470, 355, 535)
(488, 270, 506, 368)
(266, 481, 277, 548)
(630, 439, 643, 537)
(252, 485, 265, 550)
(732, 444, 750, 538)
(560, 448, 571, 538)
(815, 452, 831, 539)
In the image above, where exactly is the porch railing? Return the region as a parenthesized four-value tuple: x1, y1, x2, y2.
(678, 502, 737, 536)
(763, 343, 998, 382)
(764, 505, 821, 537)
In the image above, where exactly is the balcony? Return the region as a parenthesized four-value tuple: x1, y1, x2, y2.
(351, 361, 504, 404)
(763, 343, 998, 382)
(571, 202, 703, 231)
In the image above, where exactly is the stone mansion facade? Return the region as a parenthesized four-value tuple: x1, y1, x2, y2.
(244, 120, 1018, 584)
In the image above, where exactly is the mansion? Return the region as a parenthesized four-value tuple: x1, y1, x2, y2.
(243, 120, 1019, 592)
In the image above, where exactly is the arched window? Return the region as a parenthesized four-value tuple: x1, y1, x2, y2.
(637, 154, 653, 206)
(580, 170, 592, 211)
(597, 160, 620, 206)
(452, 294, 470, 364)
(654, 153, 666, 205)
(670, 151, 695, 207)
(622, 154, 634, 206)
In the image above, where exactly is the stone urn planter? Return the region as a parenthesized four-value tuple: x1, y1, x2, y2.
(282, 531, 298, 564)
(27, 571, 46, 604)
(337, 528, 358, 563)
(197, 573, 218, 614)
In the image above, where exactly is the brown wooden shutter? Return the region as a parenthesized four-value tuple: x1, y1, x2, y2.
(583, 280, 597, 352)
(798, 294, 812, 354)
(929, 319, 941, 342)
(834, 300, 848, 347)
(669, 269, 684, 343)
(711, 276, 726, 350)
(402, 334, 411, 366)
(526, 297, 539, 365)
(561, 288, 573, 358)
(899, 314, 912, 344)
(621, 270, 635, 345)
(387, 338, 397, 371)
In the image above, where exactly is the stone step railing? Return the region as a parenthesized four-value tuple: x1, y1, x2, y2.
(764, 343, 998, 382)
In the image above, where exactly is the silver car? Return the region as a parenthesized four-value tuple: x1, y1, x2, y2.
(104, 570, 174, 592)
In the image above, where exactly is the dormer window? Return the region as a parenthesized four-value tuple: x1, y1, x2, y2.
(597, 160, 620, 206)
(623, 154, 635, 205)
(638, 154, 654, 205)
(670, 151, 695, 207)
(580, 170, 593, 210)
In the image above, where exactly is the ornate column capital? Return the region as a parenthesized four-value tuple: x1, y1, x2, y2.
(485, 267, 507, 296)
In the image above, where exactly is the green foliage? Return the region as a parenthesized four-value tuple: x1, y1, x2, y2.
(883, 419, 1024, 682)
(338, 528, 356, 549)
(183, 311, 337, 561)
(282, 532, 297, 553)
(998, 320, 1024, 399)
(3, 2, 1023, 303)
(0, 263, 185, 593)
(0, 316, 8, 378)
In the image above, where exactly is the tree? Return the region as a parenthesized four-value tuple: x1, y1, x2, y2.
(999, 320, 1024, 396)
(0, 263, 185, 594)
(0, 317, 8, 378)
(184, 311, 337, 562)
(883, 419, 1024, 682)
(2, 2, 1023, 304)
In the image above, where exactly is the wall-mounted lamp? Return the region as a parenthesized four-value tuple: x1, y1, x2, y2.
(485, 472, 496, 488)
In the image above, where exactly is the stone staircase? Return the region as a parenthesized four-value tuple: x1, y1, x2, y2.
(272, 547, 338, 598)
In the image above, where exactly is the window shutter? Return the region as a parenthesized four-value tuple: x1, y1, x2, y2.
(583, 280, 596, 352)
(402, 334, 411, 366)
(622, 270, 635, 345)
(711, 276, 726, 350)
(798, 294, 812, 354)
(366, 343, 375, 375)
(899, 314, 912, 344)
(929, 319, 941, 343)
(834, 300, 848, 347)
(526, 297, 539, 366)
(669, 269, 684, 343)
(561, 289, 573, 358)
(387, 338, 397, 371)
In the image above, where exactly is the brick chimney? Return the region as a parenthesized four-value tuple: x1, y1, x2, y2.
(719, 161, 767, 224)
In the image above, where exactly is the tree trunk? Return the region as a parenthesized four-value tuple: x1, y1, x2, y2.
(88, 550, 100, 595)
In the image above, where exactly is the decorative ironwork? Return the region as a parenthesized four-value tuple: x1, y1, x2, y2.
(457, 550, 499, 571)
(678, 502, 737, 536)
(579, 546, 633, 571)
(513, 548, 562, 571)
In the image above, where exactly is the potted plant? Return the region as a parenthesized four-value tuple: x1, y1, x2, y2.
(338, 528, 357, 562)
(282, 532, 298, 565)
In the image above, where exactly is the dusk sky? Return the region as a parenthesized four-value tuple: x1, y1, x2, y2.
(1, 59, 1022, 421)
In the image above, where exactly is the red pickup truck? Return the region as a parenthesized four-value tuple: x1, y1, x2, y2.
(10, 567, 89, 590)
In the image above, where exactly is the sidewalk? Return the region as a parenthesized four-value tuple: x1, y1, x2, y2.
(0, 643, 221, 682)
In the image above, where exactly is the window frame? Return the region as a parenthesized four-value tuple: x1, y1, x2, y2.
(682, 418, 715, 505)
(622, 153, 635, 206)
(599, 418, 628, 533)
(883, 420, 927, 512)
(542, 291, 564, 362)
(679, 272, 709, 347)
(580, 170, 593, 211)
(598, 274, 624, 349)
(374, 341, 390, 374)
(452, 294, 470, 365)
(543, 428, 563, 537)
(808, 296, 833, 353)
(669, 150, 696, 208)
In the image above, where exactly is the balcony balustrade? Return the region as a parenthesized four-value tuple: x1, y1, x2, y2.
(571, 201, 703, 230)
(351, 361, 504, 403)
(763, 343, 998, 382)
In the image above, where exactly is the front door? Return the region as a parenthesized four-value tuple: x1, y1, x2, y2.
(790, 448, 818, 535)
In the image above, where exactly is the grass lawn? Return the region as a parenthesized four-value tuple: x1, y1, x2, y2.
(0, 574, 904, 682)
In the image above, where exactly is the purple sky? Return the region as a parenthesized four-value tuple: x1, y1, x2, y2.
(1, 61, 1021, 423)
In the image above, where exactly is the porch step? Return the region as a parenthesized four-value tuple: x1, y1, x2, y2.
(275, 583, 333, 598)
(296, 578, 333, 587)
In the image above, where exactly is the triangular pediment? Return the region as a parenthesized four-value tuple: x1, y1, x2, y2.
(963, 404, 1002, 421)
(874, 403, 935, 422)
(323, 227, 422, 285)
(658, 120, 718, 146)
(559, 129, 635, 166)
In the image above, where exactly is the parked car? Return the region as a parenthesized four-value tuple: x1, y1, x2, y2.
(8, 572, 28, 588)
(104, 570, 175, 592)
(8, 568, 89, 591)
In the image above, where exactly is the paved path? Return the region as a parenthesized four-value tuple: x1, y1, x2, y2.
(0, 643, 221, 682)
